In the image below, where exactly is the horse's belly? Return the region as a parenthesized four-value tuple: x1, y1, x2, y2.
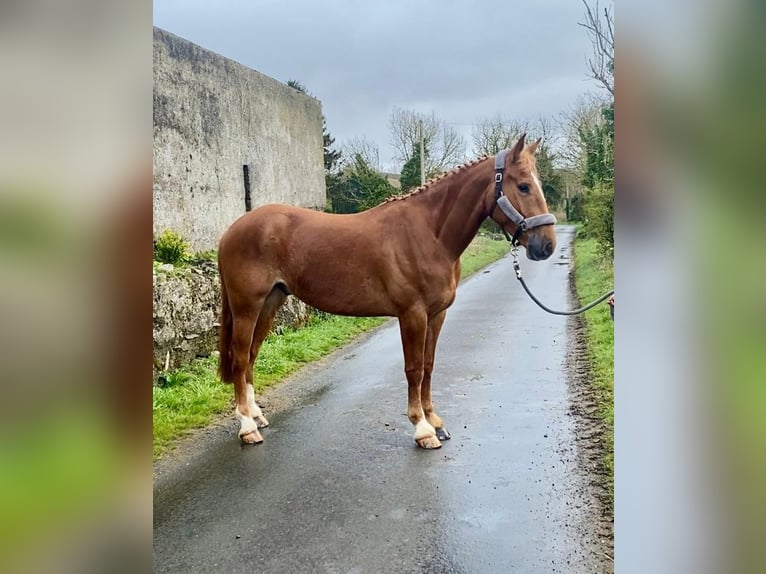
(290, 274, 456, 319)
(292, 287, 394, 318)
(287, 271, 395, 317)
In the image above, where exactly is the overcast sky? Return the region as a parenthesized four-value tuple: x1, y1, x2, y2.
(153, 0, 598, 171)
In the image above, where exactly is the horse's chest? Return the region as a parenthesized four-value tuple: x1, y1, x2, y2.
(422, 271, 458, 311)
(437, 288, 457, 310)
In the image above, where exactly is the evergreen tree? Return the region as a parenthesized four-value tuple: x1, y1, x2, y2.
(399, 143, 440, 192)
(323, 118, 342, 173)
(328, 154, 397, 214)
(534, 142, 563, 210)
(399, 146, 424, 192)
(579, 101, 614, 189)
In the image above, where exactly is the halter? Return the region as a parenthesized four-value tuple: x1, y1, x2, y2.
(491, 149, 557, 245)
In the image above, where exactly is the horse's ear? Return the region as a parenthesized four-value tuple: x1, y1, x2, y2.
(527, 137, 542, 155)
(510, 133, 527, 163)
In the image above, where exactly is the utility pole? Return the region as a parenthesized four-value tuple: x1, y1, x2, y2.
(419, 119, 425, 185)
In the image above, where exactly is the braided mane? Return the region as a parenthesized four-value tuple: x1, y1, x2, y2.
(383, 154, 491, 204)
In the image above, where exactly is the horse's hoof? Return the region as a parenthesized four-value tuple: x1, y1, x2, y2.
(416, 436, 442, 449)
(435, 427, 451, 441)
(240, 429, 263, 444)
(256, 415, 270, 429)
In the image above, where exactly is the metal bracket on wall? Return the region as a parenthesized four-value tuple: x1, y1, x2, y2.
(243, 164, 252, 211)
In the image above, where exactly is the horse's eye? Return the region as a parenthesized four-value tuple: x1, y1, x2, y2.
(518, 184, 530, 194)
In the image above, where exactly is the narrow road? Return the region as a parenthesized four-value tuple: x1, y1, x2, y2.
(153, 225, 604, 573)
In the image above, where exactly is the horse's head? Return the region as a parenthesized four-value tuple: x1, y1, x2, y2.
(491, 134, 557, 261)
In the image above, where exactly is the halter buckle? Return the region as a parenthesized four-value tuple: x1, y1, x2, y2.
(494, 173, 502, 183)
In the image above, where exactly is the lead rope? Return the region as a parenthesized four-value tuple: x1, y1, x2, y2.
(510, 243, 614, 316)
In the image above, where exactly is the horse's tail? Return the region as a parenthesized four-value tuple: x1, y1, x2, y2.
(218, 273, 235, 383)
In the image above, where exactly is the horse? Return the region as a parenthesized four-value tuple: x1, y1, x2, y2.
(217, 134, 557, 449)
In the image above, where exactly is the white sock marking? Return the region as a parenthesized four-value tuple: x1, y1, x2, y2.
(414, 418, 436, 440)
(236, 405, 258, 437)
(246, 384, 263, 418)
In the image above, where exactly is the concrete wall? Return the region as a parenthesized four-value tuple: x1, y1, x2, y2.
(153, 27, 326, 252)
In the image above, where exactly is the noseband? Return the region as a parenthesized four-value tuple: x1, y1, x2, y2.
(490, 149, 557, 245)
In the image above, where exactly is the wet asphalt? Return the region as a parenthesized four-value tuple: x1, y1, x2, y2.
(153, 225, 603, 573)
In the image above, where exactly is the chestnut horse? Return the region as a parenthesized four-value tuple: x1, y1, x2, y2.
(218, 134, 557, 449)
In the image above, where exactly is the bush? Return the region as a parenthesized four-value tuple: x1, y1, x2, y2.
(327, 155, 397, 214)
(154, 229, 190, 265)
(582, 183, 614, 259)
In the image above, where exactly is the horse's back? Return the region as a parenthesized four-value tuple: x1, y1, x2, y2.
(218, 203, 371, 279)
(220, 203, 296, 242)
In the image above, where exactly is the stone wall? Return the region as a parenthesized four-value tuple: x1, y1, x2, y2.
(153, 261, 311, 379)
(153, 27, 326, 252)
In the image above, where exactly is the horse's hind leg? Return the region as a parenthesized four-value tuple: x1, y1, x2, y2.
(244, 286, 287, 429)
(230, 312, 264, 444)
(422, 309, 450, 441)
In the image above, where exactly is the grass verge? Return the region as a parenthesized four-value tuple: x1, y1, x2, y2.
(459, 233, 510, 277)
(153, 235, 510, 459)
(573, 232, 615, 492)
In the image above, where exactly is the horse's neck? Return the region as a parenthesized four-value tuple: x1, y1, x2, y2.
(427, 158, 494, 260)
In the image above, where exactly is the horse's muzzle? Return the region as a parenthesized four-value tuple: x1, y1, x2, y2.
(526, 233, 556, 261)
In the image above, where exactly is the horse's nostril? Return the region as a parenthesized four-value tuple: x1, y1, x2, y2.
(543, 241, 553, 257)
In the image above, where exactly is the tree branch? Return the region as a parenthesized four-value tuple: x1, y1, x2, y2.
(579, 0, 614, 95)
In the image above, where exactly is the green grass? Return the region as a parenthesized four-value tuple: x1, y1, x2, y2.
(460, 234, 510, 276)
(573, 232, 615, 496)
(153, 360, 234, 457)
(152, 235, 509, 459)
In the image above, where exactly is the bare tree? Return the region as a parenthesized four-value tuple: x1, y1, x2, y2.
(388, 107, 466, 173)
(433, 123, 467, 173)
(389, 106, 432, 163)
(471, 115, 561, 161)
(342, 136, 382, 171)
(524, 116, 558, 155)
(532, 116, 571, 164)
(558, 94, 608, 170)
(532, 116, 555, 142)
(471, 115, 529, 156)
(579, 0, 614, 95)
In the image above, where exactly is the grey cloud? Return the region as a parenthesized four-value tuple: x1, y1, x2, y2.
(154, 0, 598, 168)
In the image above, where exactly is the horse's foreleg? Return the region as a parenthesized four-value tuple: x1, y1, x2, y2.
(245, 288, 287, 429)
(231, 316, 263, 444)
(399, 309, 441, 449)
(423, 309, 450, 441)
